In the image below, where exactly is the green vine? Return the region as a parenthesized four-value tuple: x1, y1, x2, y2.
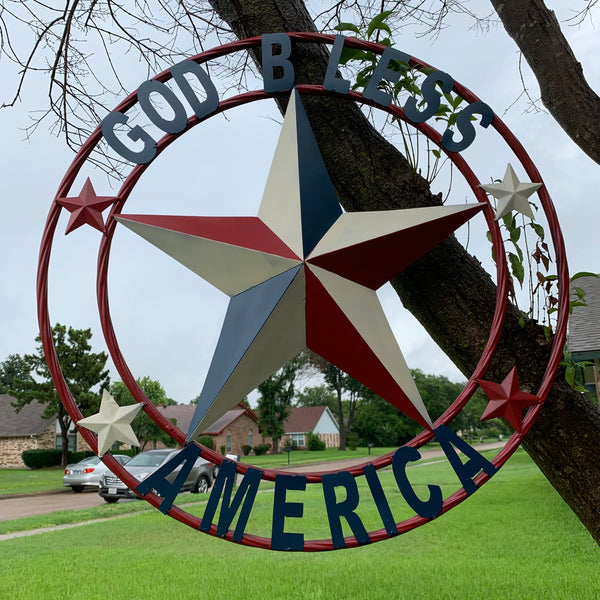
(334, 12, 463, 186)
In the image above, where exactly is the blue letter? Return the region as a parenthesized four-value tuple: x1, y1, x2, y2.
(434, 425, 497, 495)
(200, 460, 261, 542)
(170, 59, 219, 120)
(322, 471, 369, 549)
(392, 447, 443, 519)
(324, 35, 351, 95)
(404, 71, 454, 124)
(441, 101, 494, 153)
(262, 33, 294, 92)
(363, 464, 398, 536)
(101, 111, 157, 164)
(271, 474, 306, 551)
(363, 46, 411, 107)
(137, 79, 189, 134)
(135, 444, 200, 514)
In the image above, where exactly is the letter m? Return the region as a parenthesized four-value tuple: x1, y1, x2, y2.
(200, 460, 261, 542)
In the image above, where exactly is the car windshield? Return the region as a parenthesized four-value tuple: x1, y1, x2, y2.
(126, 451, 171, 468)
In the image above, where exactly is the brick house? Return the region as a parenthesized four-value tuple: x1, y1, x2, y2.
(284, 406, 339, 449)
(569, 274, 600, 404)
(0, 394, 57, 468)
(158, 402, 265, 455)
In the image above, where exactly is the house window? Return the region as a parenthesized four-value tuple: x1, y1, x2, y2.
(247, 433, 253, 447)
(226, 435, 232, 453)
(55, 433, 77, 452)
(290, 433, 305, 447)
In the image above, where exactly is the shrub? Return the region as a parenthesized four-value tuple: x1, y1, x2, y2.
(67, 450, 95, 463)
(198, 435, 214, 450)
(347, 432, 360, 450)
(306, 431, 326, 451)
(220, 445, 227, 455)
(110, 448, 138, 458)
(241, 444, 252, 456)
(21, 449, 62, 469)
(252, 443, 270, 456)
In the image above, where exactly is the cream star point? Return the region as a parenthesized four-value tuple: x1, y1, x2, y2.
(77, 389, 142, 455)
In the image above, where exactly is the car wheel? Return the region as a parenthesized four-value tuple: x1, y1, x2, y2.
(103, 497, 119, 504)
(71, 485, 84, 493)
(194, 475, 209, 494)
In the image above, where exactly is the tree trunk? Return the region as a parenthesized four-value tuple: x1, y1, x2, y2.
(58, 406, 70, 467)
(209, 0, 600, 544)
(490, 0, 600, 167)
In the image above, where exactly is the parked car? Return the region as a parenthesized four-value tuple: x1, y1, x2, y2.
(98, 448, 214, 503)
(63, 454, 132, 492)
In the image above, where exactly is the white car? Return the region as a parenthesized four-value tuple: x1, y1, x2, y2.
(63, 455, 131, 492)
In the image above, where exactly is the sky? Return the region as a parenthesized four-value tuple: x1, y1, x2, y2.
(0, 4, 598, 405)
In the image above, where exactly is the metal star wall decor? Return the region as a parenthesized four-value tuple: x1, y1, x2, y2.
(38, 32, 571, 552)
(116, 89, 485, 441)
(480, 163, 542, 221)
(56, 177, 118, 234)
(77, 389, 142, 455)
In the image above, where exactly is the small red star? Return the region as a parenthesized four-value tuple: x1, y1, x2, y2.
(56, 178, 118, 234)
(478, 367, 539, 433)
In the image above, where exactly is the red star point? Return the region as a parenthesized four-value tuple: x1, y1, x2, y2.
(478, 367, 539, 433)
(56, 178, 118, 234)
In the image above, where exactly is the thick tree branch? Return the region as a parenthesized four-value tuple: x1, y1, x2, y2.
(490, 0, 600, 166)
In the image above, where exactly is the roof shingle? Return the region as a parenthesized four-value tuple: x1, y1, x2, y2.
(0, 394, 56, 437)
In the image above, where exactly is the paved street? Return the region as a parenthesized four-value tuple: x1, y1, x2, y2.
(0, 489, 111, 520)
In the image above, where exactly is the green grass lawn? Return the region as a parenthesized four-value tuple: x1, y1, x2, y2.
(0, 467, 64, 495)
(1, 450, 598, 600)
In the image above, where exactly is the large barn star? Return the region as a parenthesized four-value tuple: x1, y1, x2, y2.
(116, 90, 485, 442)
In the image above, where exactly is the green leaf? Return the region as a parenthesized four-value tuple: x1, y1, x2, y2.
(366, 10, 394, 38)
(508, 253, 525, 286)
(530, 222, 545, 240)
(334, 22, 360, 34)
(451, 95, 463, 110)
(570, 271, 599, 281)
(509, 226, 521, 244)
(431, 148, 441, 159)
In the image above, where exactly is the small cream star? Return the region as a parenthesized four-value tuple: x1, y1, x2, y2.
(77, 389, 142, 455)
(480, 164, 542, 221)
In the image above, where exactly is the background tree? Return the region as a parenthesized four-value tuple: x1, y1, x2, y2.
(352, 390, 420, 447)
(110, 376, 178, 451)
(10, 324, 109, 467)
(1, 0, 599, 542)
(295, 385, 337, 414)
(257, 360, 300, 453)
(0, 354, 33, 394)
